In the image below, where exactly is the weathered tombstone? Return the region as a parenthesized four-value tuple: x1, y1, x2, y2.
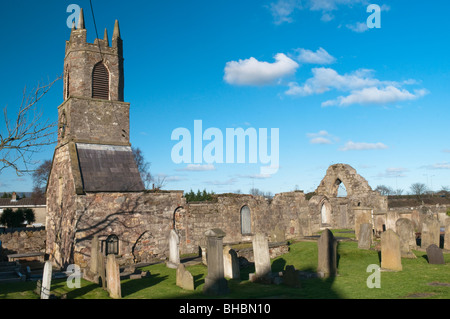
(444, 218, 450, 251)
(386, 211, 400, 232)
(354, 207, 372, 241)
(396, 218, 417, 259)
(381, 229, 402, 271)
(426, 244, 445, 265)
(40, 261, 53, 299)
(203, 229, 229, 295)
(90, 235, 99, 274)
(176, 263, 195, 290)
(223, 245, 240, 280)
(97, 250, 106, 288)
(317, 229, 337, 278)
(282, 265, 301, 288)
(251, 233, 272, 283)
(358, 223, 373, 250)
(106, 254, 121, 299)
(166, 229, 180, 269)
(421, 215, 440, 249)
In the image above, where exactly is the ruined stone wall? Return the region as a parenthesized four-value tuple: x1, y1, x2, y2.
(0, 229, 46, 259)
(179, 192, 306, 255)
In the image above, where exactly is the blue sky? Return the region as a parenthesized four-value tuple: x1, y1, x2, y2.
(1, 0, 449, 195)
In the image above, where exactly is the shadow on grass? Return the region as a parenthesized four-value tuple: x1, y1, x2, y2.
(121, 273, 168, 298)
(193, 274, 204, 290)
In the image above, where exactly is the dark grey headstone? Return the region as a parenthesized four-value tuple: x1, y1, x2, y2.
(426, 244, 445, 265)
(317, 229, 337, 277)
(282, 265, 301, 288)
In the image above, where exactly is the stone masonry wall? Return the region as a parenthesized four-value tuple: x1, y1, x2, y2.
(0, 229, 46, 260)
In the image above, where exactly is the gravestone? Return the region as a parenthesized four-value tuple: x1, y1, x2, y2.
(167, 229, 180, 269)
(381, 229, 402, 271)
(90, 236, 99, 274)
(106, 254, 121, 299)
(426, 244, 445, 265)
(283, 265, 301, 288)
(251, 233, 272, 283)
(203, 229, 229, 295)
(386, 211, 400, 232)
(223, 245, 240, 280)
(354, 208, 372, 241)
(421, 216, 440, 249)
(97, 249, 106, 288)
(445, 218, 450, 251)
(317, 229, 337, 278)
(176, 263, 195, 290)
(396, 218, 417, 259)
(41, 261, 53, 299)
(358, 223, 373, 250)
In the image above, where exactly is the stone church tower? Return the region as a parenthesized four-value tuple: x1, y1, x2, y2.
(46, 9, 145, 267)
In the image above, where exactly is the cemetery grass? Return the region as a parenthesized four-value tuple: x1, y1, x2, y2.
(1, 231, 449, 299)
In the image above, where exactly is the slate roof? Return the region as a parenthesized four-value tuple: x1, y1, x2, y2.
(0, 198, 46, 207)
(76, 143, 145, 192)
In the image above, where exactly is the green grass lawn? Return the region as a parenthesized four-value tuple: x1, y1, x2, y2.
(1, 231, 449, 299)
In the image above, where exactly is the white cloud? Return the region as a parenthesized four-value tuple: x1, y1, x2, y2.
(339, 141, 388, 151)
(269, 0, 302, 24)
(205, 178, 238, 186)
(310, 137, 333, 144)
(307, 130, 338, 144)
(443, 149, 450, 153)
(286, 67, 381, 96)
(377, 167, 408, 178)
(176, 164, 216, 172)
(309, 0, 365, 12)
(425, 162, 450, 170)
(323, 86, 429, 107)
(295, 48, 336, 65)
(346, 22, 369, 33)
(224, 53, 299, 86)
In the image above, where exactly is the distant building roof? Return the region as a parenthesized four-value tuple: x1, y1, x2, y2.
(76, 143, 145, 192)
(0, 197, 46, 207)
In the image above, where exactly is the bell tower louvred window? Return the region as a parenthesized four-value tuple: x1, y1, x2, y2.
(92, 62, 109, 100)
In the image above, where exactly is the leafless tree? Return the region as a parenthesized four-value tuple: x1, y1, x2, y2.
(0, 76, 61, 176)
(410, 183, 428, 197)
(132, 146, 153, 189)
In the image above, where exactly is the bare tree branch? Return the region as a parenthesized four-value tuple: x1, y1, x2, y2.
(0, 75, 62, 176)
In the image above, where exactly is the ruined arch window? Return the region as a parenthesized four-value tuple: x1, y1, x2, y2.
(335, 179, 348, 197)
(92, 62, 110, 100)
(240, 205, 251, 235)
(105, 235, 119, 256)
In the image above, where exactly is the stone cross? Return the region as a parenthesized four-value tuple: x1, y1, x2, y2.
(203, 228, 229, 295)
(106, 254, 121, 299)
(395, 218, 417, 259)
(381, 229, 402, 271)
(167, 229, 180, 269)
(223, 245, 240, 280)
(358, 223, 373, 250)
(40, 261, 53, 299)
(421, 215, 440, 249)
(317, 229, 337, 277)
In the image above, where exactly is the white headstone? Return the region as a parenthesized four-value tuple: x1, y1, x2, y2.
(41, 261, 53, 299)
(167, 229, 180, 269)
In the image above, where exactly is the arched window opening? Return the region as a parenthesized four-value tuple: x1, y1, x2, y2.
(321, 201, 331, 225)
(104, 234, 119, 256)
(240, 205, 251, 235)
(92, 62, 110, 100)
(335, 179, 348, 197)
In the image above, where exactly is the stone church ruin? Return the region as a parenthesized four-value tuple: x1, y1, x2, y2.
(45, 11, 428, 272)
